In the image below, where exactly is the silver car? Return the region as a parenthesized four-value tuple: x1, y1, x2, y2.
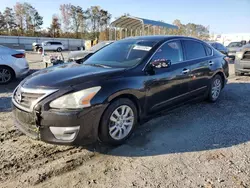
(227, 42, 243, 59)
(235, 44, 250, 76)
(0, 45, 29, 84)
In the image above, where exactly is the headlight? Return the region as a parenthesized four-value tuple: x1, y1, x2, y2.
(49, 86, 101, 109)
(235, 52, 244, 60)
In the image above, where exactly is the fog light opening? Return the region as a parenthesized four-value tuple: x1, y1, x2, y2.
(49, 126, 80, 141)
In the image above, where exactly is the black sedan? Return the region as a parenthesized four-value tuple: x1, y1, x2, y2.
(12, 36, 229, 146)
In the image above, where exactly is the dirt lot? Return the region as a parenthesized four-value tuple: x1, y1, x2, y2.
(0, 54, 250, 188)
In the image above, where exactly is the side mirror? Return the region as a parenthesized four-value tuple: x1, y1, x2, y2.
(151, 59, 171, 69)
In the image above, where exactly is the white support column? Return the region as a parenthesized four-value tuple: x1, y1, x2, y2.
(153, 26, 156, 35)
(142, 24, 145, 36)
(114, 27, 117, 40)
(120, 28, 123, 39)
(130, 29, 133, 36)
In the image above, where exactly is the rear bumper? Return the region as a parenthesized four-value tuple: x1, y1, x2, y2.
(16, 67, 30, 78)
(12, 103, 108, 146)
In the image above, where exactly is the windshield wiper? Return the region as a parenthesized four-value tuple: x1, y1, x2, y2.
(88, 64, 111, 68)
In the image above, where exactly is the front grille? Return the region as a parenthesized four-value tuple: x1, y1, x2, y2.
(13, 86, 58, 112)
(243, 51, 250, 60)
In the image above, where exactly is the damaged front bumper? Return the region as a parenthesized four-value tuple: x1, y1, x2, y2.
(12, 103, 108, 146)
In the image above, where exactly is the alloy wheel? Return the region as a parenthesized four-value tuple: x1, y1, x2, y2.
(108, 105, 134, 140)
(0, 68, 11, 84)
(211, 78, 222, 100)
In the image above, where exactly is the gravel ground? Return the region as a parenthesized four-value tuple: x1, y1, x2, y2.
(0, 55, 250, 188)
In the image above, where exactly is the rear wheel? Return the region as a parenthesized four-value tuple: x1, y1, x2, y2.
(99, 98, 138, 145)
(208, 75, 222, 102)
(0, 66, 15, 84)
(57, 47, 62, 52)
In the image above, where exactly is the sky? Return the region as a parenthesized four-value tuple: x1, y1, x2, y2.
(1, 0, 250, 34)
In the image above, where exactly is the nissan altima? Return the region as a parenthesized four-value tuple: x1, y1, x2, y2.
(12, 36, 229, 146)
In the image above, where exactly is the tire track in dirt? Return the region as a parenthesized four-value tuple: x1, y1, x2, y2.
(0, 132, 111, 187)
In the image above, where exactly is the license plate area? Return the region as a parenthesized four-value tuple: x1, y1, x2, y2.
(13, 105, 39, 139)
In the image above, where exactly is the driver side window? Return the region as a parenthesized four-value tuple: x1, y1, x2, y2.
(151, 41, 183, 64)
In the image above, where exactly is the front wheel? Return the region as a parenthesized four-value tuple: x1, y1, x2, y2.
(99, 98, 138, 145)
(208, 75, 223, 102)
(235, 72, 244, 76)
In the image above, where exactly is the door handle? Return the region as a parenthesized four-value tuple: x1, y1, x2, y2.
(209, 61, 214, 66)
(182, 69, 190, 74)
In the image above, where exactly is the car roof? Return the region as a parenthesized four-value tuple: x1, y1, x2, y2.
(121, 35, 202, 42)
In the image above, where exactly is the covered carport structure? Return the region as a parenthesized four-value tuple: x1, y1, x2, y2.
(109, 16, 178, 40)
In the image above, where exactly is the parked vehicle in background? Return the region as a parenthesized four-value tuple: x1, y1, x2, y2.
(32, 42, 42, 52)
(227, 42, 243, 59)
(68, 41, 113, 63)
(0, 45, 29, 84)
(12, 36, 229, 146)
(41, 41, 65, 52)
(207, 42, 228, 55)
(235, 44, 250, 76)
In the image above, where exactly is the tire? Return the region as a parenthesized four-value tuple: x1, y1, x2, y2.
(0, 66, 15, 84)
(208, 75, 223, 102)
(57, 47, 62, 52)
(235, 72, 244, 76)
(99, 98, 138, 146)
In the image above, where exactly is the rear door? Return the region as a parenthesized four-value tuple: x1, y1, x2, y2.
(182, 39, 213, 97)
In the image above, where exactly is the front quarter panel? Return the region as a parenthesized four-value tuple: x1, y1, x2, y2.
(91, 72, 147, 115)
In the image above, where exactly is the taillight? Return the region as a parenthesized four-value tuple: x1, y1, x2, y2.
(12, 53, 25, 58)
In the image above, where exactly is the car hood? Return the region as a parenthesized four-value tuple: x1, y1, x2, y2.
(21, 63, 125, 89)
(228, 47, 240, 52)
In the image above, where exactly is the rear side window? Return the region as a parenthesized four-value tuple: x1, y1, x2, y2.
(183, 40, 206, 60)
(204, 45, 213, 56)
(51, 42, 62, 45)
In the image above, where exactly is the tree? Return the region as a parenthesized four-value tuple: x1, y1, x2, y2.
(3, 7, 17, 35)
(14, 2, 25, 34)
(0, 12, 5, 30)
(85, 6, 111, 40)
(60, 4, 72, 33)
(70, 5, 85, 38)
(48, 15, 61, 38)
(33, 11, 43, 34)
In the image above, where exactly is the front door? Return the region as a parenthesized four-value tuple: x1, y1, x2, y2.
(145, 40, 191, 113)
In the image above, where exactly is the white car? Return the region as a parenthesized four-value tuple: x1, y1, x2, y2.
(42, 41, 65, 52)
(0, 45, 29, 84)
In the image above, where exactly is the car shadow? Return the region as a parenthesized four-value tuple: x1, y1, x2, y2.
(85, 82, 250, 157)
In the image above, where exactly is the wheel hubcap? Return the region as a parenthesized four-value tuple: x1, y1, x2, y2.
(0, 69, 11, 83)
(109, 105, 134, 140)
(211, 78, 221, 100)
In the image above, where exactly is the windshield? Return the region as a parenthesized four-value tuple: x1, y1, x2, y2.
(228, 42, 242, 48)
(84, 40, 157, 68)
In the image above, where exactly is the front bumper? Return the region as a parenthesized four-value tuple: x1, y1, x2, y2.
(235, 59, 250, 73)
(12, 103, 108, 146)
